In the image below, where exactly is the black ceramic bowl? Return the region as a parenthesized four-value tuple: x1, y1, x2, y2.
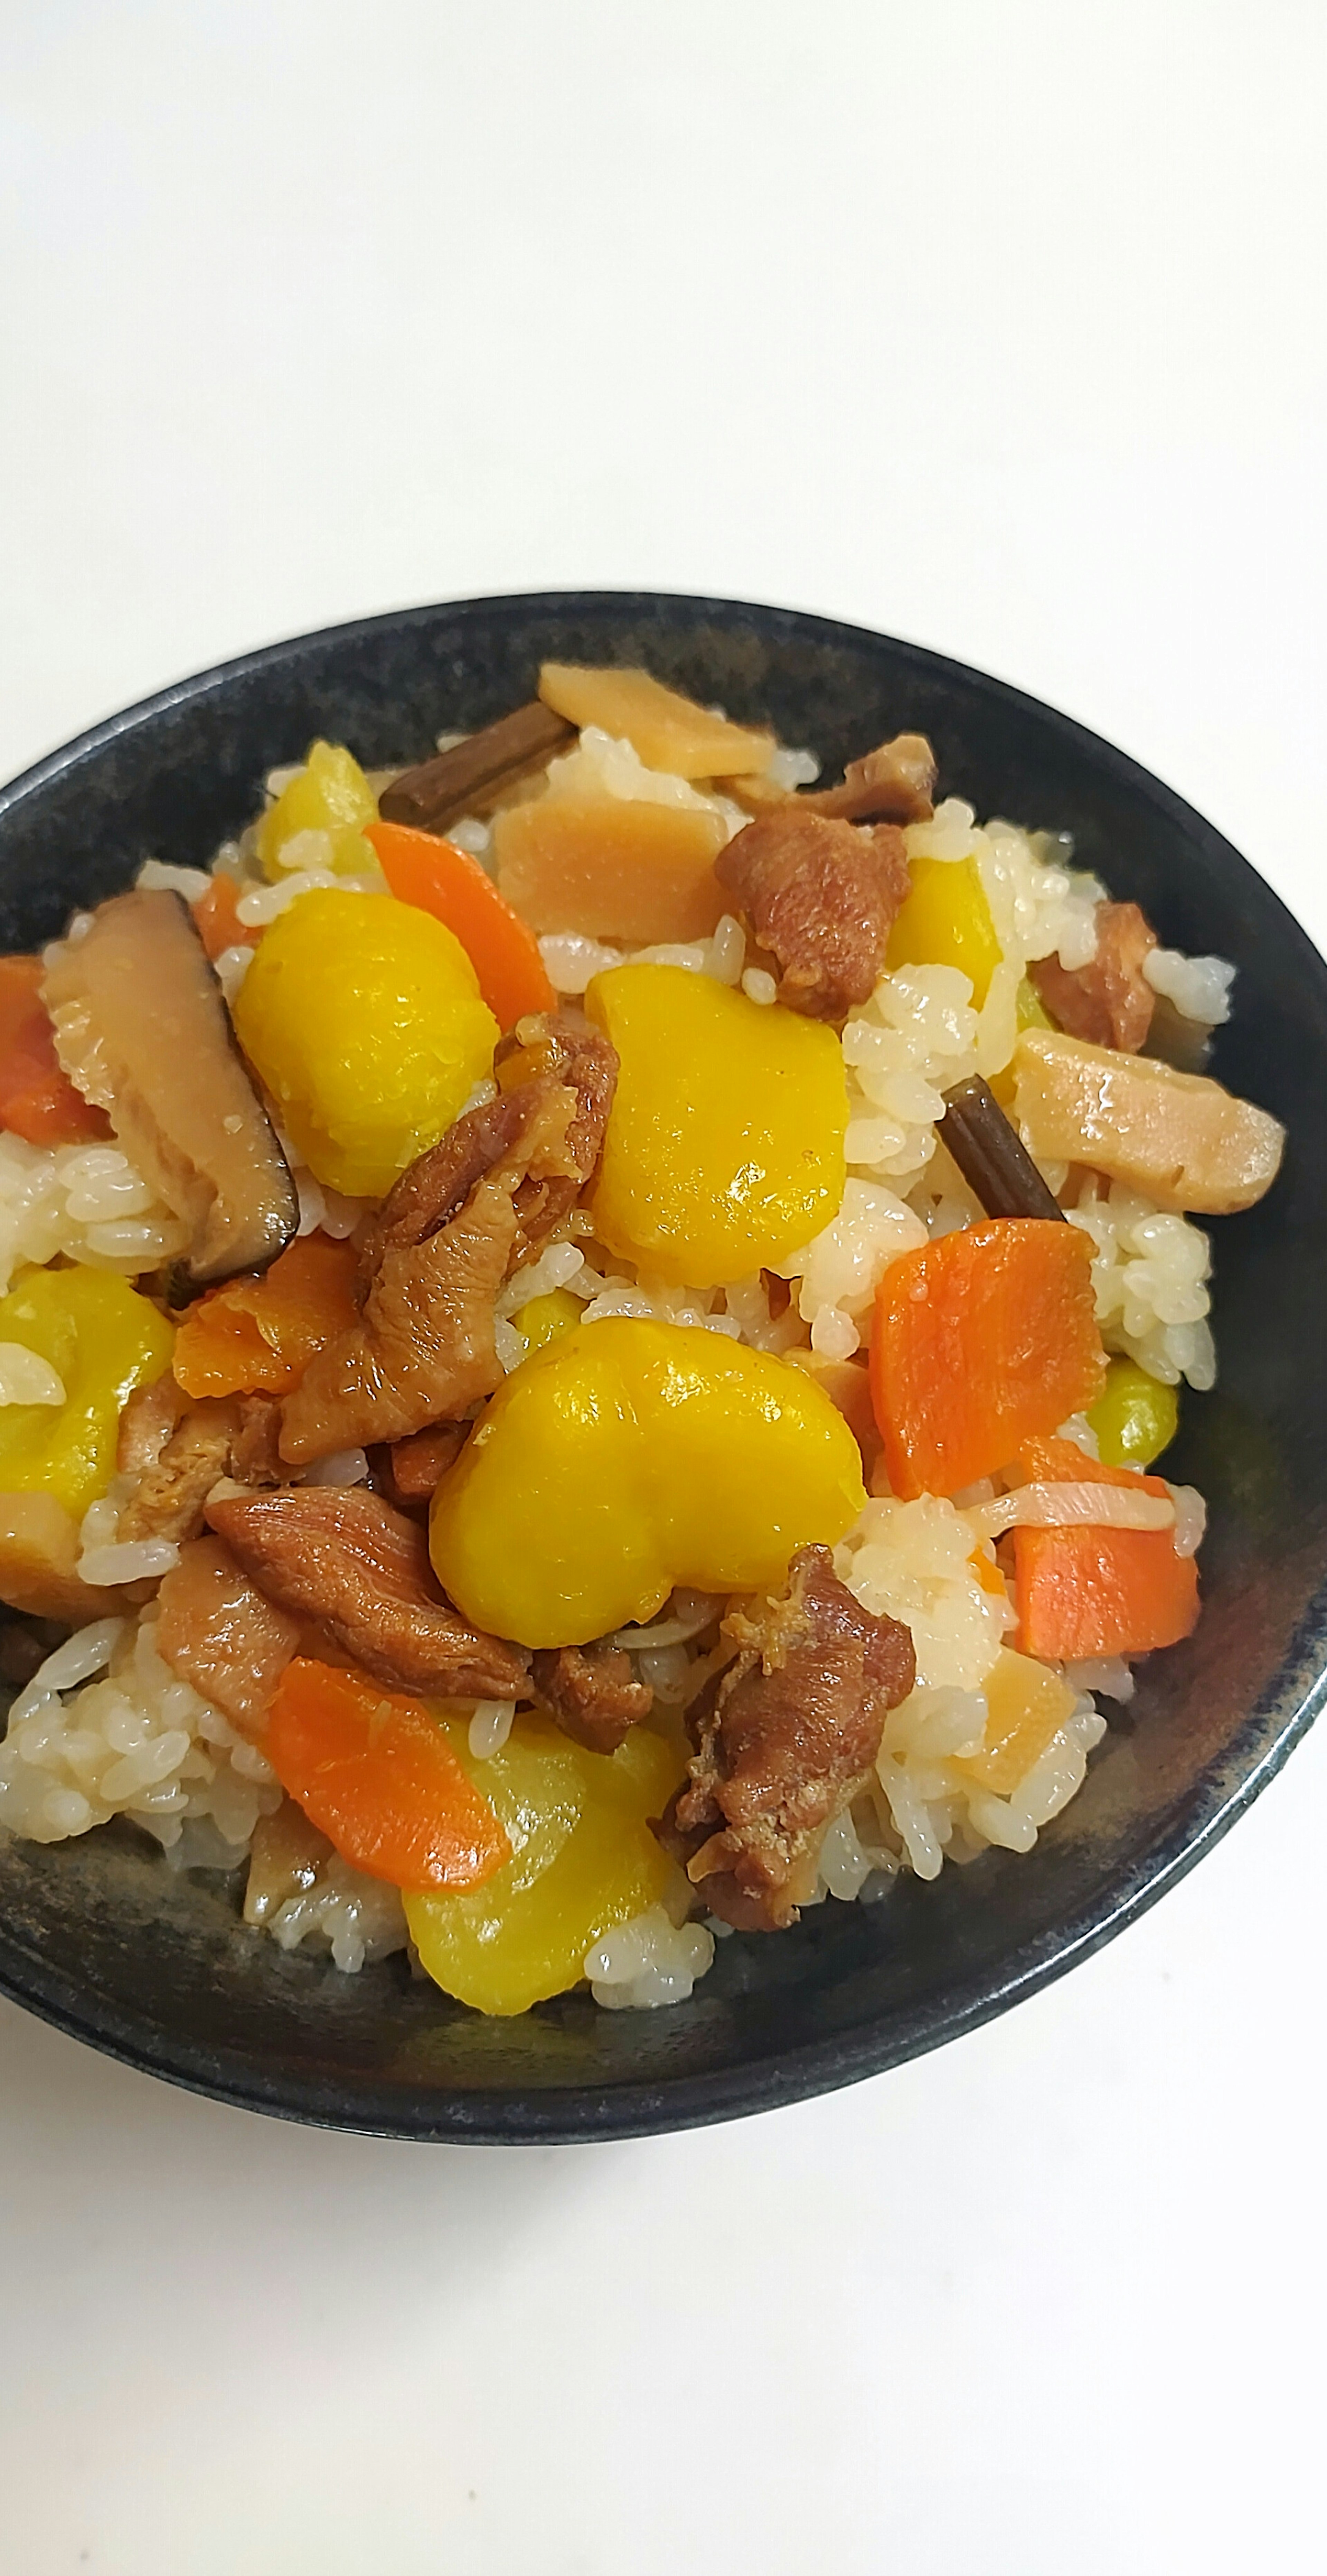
(2, 593, 1324, 2142)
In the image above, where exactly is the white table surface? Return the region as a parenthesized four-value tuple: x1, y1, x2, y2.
(2, 7, 1324, 2570)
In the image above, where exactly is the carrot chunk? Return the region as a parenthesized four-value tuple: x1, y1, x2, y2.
(367, 819, 555, 1030)
(1011, 1435, 1199, 1659)
(869, 1220, 1105, 1498)
(267, 1659, 512, 1892)
(192, 874, 255, 962)
(0, 955, 112, 1146)
(172, 1232, 360, 1399)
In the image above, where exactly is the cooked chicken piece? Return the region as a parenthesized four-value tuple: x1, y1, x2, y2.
(725, 732, 937, 826)
(382, 1421, 471, 1505)
(230, 1394, 285, 1488)
(116, 1375, 185, 1477)
(493, 1011, 619, 1259)
(156, 1536, 301, 1738)
(117, 1402, 239, 1544)
(280, 1015, 616, 1466)
(530, 1641, 652, 1754)
(715, 809, 910, 1020)
(656, 1544, 915, 1929)
(1031, 901, 1157, 1053)
(808, 730, 937, 824)
(280, 1089, 564, 1466)
(204, 1485, 529, 1702)
(1013, 1029, 1285, 1215)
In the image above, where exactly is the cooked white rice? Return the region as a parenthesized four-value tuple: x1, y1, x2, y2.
(0, 1611, 281, 1850)
(0, 732, 1230, 2007)
(257, 1851, 407, 1976)
(1067, 1181, 1215, 1389)
(0, 1129, 188, 1293)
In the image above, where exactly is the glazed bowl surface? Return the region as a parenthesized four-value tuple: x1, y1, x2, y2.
(1, 591, 1323, 2142)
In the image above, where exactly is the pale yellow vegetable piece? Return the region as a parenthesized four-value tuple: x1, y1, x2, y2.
(538, 662, 774, 780)
(404, 1713, 680, 2017)
(951, 1648, 1078, 1796)
(1013, 1029, 1284, 1215)
(508, 1288, 583, 1361)
(493, 795, 727, 945)
(258, 740, 379, 881)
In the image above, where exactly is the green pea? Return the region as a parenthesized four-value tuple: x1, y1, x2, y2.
(1087, 1357, 1179, 1468)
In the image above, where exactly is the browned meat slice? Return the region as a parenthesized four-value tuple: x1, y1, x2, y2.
(156, 1536, 301, 1738)
(383, 1420, 470, 1505)
(204, 1485, 528, 1702)
(530, 1642, 652, 1755)
(716, 810, 910, 1020)
(230, 1394, 285, 1488)
(280, 1014, 616, 1466)
(116, 1374, 185, 1476)
(117, 1401, 238, 1544)
(354, 1084, 533, 1270)
(725, 733, 938, 826)
(280, 1089, 561, 1465)
(658, 1544, 915, 1930)
(1030, 901, 1158, 1054)
(809, 732, 935, 824)
(114, 1378, 286, 1548)
(494, 1010, 618, 1257)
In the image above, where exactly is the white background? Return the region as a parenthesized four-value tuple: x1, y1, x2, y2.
(2, 6, 1324, 2570)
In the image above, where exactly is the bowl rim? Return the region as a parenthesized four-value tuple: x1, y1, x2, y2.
(1, 587, 1324, 2143)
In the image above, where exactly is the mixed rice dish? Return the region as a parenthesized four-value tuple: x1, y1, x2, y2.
(0, 661, 1284, 2015)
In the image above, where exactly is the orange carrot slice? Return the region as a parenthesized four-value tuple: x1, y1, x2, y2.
(172, 1232, 360, 1399)
(192, 875, 255, 962)
(0, 955, 112, 1147)
(869, 1219, 1105, 1499)
(267, 1659, 512, 1891)
(367, 819, 555, 1030)
(1011, 1435, 1199, 1658)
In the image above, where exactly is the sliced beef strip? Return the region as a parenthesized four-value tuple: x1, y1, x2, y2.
(280, 1015, 616, 1466)
(381, 1420, 471, 1506)
(658, 1544, 915, 1931)
(529, 1642, 652, 1755)
(1030, 900, 1158, 1054)
(205, 1485, 529, 1703)
(715, 809, 911, 1021)
(156, 1536, 302, 1739)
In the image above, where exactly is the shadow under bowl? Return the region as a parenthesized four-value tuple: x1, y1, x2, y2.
(1, 592, 1324, 2141)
